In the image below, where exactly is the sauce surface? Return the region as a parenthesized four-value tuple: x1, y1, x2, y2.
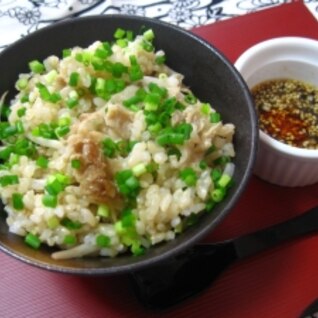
(251, 78, 318, 149)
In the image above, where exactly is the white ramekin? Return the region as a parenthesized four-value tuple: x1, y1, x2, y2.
(235, 37, 318, 187)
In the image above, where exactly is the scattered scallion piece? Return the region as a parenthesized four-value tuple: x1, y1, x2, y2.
(115, 170, 140, 197)
(184, 93, 197, 104)
(102, 137, 118, 158)
(36, 155, 49, 168)
(71, 159, 81, 169)
(12, 192, 24, 210)
(201, 103, 211, 115)
(47, 216, 60, 229)
(61, 217, 82, 230)
(17, 107, 26, 118)
(155, 54, 166, 65)
(143, 29, 154, 41)
(29, 60, 45, 74)
(211, 188, 226, 202)
(25, 233, 41, 249)
(16, 78, 28, 90)
(179, 167, 197, 187)
(0, 175, 19, 187)
(199, 160, 208, 170)
(42, 193, 58, 208)
(210, 112, 221, 123)
(129, 55, 143, 81)
(132, 163, 147, 177)
(69, 72, 79, 87)
(114, 28, 126, 39)
(55, 125, 70, 138)
(45, 70, 58, 84)
(63, 234, 77, 245)
(217, 174, 232, 188)
(97, 204, 109, 218)
(62, 48, 72, 58)
(211, 168, 222, 182)
(96, 234, 111, 247)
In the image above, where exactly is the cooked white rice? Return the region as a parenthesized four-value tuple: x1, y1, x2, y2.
(0, 28, 235, 259)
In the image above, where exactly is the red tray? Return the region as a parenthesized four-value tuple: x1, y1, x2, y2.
(2, 2, 318, 317)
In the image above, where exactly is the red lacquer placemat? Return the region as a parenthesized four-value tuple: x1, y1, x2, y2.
(2, 1, 318, 317)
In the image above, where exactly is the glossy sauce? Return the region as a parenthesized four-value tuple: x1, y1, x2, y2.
(251, 78, 318, 149)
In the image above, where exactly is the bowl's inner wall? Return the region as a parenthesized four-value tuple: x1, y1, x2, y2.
(0, 16, 256, 273)
(246, 60, 318, 88)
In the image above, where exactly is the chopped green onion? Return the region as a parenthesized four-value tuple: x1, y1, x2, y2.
(146, 162, 158, 174)
(129, 55, 143, 81)
(179, 167, 198, 187)
(47, 216, 59, 229)
(66, 90, 79, 108)
(17, 107, 26, 117)
(25, 233, 41, 249)
(199, 160, 208, 170)
(29, 60, 45, 74)
(0, 146, 13, 160)
(184, 93, 197, 104)
(61, 217, 82, 230)
(55, 125, 70, 138)
(132, 163, 147, 177)
(102, 41, 113, 56)
(36, 156, 49, 168)
(210, 112, 221, 123)
(201, 103, 211, 115)
(102, 137, 118, 158)
(9, 154, 20, 166)
(131, 244, 145, 256)
(20, 95, 29, 103)
(214, 156, 230, 165)
(71, 159, 81, 169)
(111, 62, 127, 78)
(155, 55, 166, 65)
(97, 204, 109, 218)
(211, 188, 226, 202)
(42, 194, 58, 208)
(96, 234, 111, 247)
(115, 169, 140, 197)
(16, 120, 24, 133)
(45, 70, 58, 84)
(142, 40, 154, 52)
(45, 173, 70, 195)
(62, 48, 72, 58)
(0, 175, 19, 187)
(217, 174, 232, 188)
(12, 193, 24, 210)
(69, 72, 79, 87)
(114, 28, 126, 39)
(116, 39, 128, 48)
(63, 234, 77, 245)
(211, 168, 222, 182)
(143, 29, 154, 41)
(36, 83, 61, 104)
(16, 78, 28, 90)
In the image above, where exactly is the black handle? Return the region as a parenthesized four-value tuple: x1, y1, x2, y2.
(234, 205, 318, 259)
(130, 205, 318, 309)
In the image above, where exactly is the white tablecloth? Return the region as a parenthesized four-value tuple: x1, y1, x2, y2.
(1, 0, 317, 52)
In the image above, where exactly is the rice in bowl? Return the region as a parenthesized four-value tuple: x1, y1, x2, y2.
(0, 28, 235, 259)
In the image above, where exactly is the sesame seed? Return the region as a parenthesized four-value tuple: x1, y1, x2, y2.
(252, 78, 318, 149)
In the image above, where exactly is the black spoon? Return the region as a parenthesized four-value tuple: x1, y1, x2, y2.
(130, 205, 318, 309)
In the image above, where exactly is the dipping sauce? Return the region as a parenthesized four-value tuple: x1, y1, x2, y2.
(252, 78, 318, 149)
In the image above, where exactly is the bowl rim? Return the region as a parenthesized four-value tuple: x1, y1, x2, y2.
(235, 36, 318, 159)
(0, 14, 258, 275)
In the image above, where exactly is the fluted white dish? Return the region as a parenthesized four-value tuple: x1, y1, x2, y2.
(235, 37, 318, 187)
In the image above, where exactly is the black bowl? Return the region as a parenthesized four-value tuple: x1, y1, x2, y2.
(0, 15, 257, 275)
